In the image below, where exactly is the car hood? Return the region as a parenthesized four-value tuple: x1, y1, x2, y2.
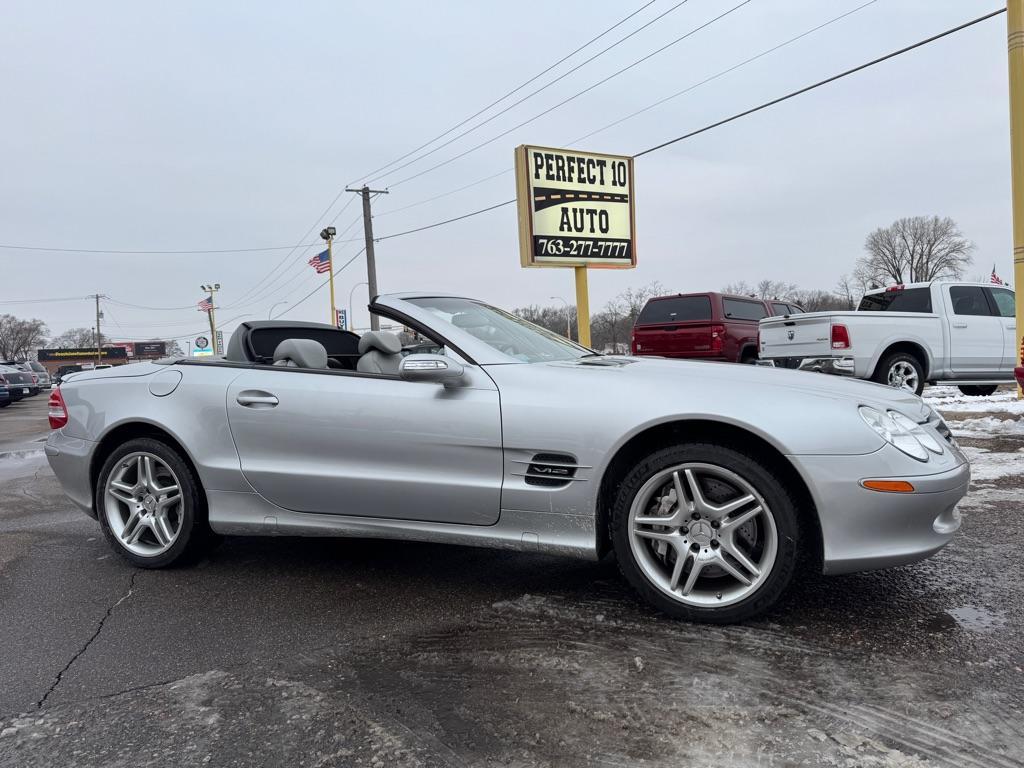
(553, 356, 931, 421)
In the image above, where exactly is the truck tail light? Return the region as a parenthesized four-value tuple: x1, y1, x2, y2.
(710, 324, 725, 355)
(630, 334, 638, 355)
(831, 324, 851, 350)
(48, 388, 69, 429)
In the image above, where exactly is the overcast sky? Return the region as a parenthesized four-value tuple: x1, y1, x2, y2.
(1, 0, 1014, 344)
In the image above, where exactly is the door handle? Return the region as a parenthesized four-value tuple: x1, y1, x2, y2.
(236, 391, 279, 407)
(951, 322, 968, 328)
(1009, 324, 1017, 330)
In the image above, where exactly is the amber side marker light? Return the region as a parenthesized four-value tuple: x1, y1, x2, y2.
(861, 479, 916, 493)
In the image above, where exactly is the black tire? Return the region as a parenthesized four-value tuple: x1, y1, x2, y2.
(95, 437, 213, 568)
(0, 401, 9, 408)
(957, 385, 998, 397)
(739, 351, 758, 365)
(872, 351, 925, 396)
(611, 442, 801, 624)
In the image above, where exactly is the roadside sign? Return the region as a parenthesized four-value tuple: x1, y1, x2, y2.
(336, 309, 347, 330)
(515, 144, 636, 269)
(194, 336, 212, 357)
(215, 330, 224, 355)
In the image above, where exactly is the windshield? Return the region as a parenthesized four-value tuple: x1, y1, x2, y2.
(407, 297, 592, 363)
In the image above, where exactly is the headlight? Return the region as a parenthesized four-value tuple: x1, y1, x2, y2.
(858, 406, 934, 461)
(887, 411, 944, 455)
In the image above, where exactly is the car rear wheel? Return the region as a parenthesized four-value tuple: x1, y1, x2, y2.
(957, 385, 998, 397)
(873, 352, 925, 396)
(95, 437, 213, 568)
(611, 443, 800, 623)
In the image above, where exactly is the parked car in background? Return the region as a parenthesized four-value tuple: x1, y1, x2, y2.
(631, 292, 802, 363)
(54, 364, 84, 386)
(0, 365, 38, 400)
(26, 361, 52, 389)
(757, 281, 1016, 396)
(1015, 364, 1024, 391)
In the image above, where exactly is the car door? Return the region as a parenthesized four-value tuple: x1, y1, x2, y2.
(985, 286, 1017, 371)
(946, 285, 1004, 375)
(225, 363, 503, 525)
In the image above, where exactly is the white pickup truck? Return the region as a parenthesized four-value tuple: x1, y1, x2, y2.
(757, 281, 1017, 396)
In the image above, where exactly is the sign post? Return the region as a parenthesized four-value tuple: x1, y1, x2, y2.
(1008, 0, 1024, 396)
(515, 145, 635, 348)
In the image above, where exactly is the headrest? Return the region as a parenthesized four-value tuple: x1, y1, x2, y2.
(357, 331, 402, 355)
(272, 338, 328, 369)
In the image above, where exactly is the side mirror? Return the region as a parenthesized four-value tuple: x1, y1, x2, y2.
(399, 354, 465, 386)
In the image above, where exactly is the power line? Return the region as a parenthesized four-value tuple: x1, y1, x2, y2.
(383, 0, 754, 189)
(348, 0, 661, 186)
(0, 242, 320, 255)
(362, 8, 1006, 244)
(364, 0, 694, 187)
(634, 7, 1007, 157)
(0, 295, 92, 305)
(220, 195, 361, 310)
(375, 200, 516, 242)
(273, 247, 367, 318)
(573, 0, 879, 145)
(371, 0, 879, 222)
(223, 212, 364, 311)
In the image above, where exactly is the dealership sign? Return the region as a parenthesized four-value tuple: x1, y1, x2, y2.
(514, 144, 635, 269)
(37, 347, 128, 362)
(134, 341, 167, 358)
(193, 336, 212, 357)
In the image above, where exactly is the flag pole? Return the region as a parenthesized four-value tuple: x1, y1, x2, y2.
(326, 234, 337, 326)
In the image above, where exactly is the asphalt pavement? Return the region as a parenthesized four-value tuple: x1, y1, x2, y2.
(1, 392, 1022, 767)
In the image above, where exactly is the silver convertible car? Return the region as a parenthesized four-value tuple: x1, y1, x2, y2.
(45, 293, 969, 622)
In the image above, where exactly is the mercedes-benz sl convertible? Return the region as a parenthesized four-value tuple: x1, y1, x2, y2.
(45, 293, 969, 622)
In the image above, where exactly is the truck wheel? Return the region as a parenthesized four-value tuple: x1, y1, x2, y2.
(958, 385, 998, 397)
(611, 442, 801, 624)
(95, 437, 214, 568)
(873, 352, 924, 396)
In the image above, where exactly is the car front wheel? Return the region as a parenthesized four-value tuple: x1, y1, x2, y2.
(95, 437, 212, 568)
(611, 443, 801, 623)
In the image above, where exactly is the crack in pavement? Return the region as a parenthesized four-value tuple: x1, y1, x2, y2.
(34, 570, 139, 710)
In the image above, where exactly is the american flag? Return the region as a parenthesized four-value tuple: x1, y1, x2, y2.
(197, 297, 213, 312)
(991, 265, 1004, 285)
(308, 249, 332, 274)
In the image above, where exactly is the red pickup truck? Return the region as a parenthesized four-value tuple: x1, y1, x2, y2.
(631, 292, 802, 363)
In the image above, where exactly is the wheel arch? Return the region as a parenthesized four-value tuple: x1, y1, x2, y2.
(868, 340, 931, 381)
(90, 420, 205, 501)
(594, 419, 822, 567)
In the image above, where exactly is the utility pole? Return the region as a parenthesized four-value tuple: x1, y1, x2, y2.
(1008, 0, 1024, 397)
(200, 283, 220, 350)
(93, 294, 104, 364)
(345, 185, 388, 330)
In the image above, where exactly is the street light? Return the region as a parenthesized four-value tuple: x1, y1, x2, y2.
(550, 296, 572, 340)
(268, 301, 287, 319)
(349, 281, 368, 331)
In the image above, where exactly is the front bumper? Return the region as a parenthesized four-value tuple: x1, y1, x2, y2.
(790, 450, 969, 575)
(44, 429, 97, 518)
(758, 356, 856, 376)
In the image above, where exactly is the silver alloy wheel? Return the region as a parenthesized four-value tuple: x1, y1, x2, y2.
(103, 452, 184, 557)
(627, 463, 778, 608)
(886, 360, 919, 393)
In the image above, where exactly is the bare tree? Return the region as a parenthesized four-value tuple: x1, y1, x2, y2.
(857, 216, 973, 285)
(50, 327, 103, 348)
(0, 315, 49, 360)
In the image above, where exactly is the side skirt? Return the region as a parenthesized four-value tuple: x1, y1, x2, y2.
(206, 490, 599, 561)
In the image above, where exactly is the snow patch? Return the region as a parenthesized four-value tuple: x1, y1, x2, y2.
(951, 416, 1024, 438)
(926, 386, 1024, 415)
(961, 446, 1024, 483)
